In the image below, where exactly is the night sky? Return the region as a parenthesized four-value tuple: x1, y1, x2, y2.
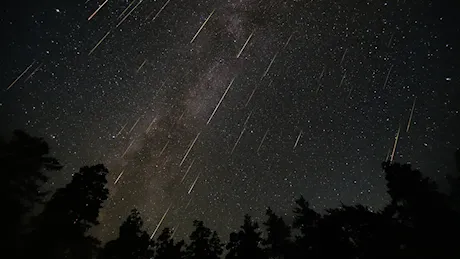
(1, 0, 459, 242)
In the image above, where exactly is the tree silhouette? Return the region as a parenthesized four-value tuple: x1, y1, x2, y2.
(226, 214, 266, 259)
(154, 227, 186, 258)
(323, 204, 404, 258)
(27, 164, 109, 258)
(102, 209, 154, 258)
(447, 149, 460, 212)
(262, 208, 292, 258)
(5, 128, 460, 258)
(186, 220, 223, 258)
(0, 130, 62, 257)
(382, 161, 460, 258)
(291, 196, 321, 258)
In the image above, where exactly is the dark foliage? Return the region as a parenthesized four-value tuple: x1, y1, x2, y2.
(447, 149, 460, 212)
(186, 220, 224, 258)
(45, 164, 109, 227)
(3, 130, 460, 259)
(226, 215, 266, 258)
(262, 207, 292, 258)
(0, 130, 62, 257)
(102, 209, 154, 258)
(291, 196, 321, 258)
(154, 228, 186, 258)
(381, 162, 460, 258)
(26, 164, 109, 258)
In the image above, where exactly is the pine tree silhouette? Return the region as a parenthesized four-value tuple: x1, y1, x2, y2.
(102, 209, 154, 258)
(321, 204, 399, 258)
(27, 164, 109, 258)
(226, 214, 266, 259)
(0, 130, 62, 257)
(262, 208, 292, 258)
(447, 149, 460, 212)
(5, 128, 460, 258)
(186, 220, 223, 258)
(154, 227, 186, 258)
(382, 161, 460, 258)
(291, 196, 321, 258)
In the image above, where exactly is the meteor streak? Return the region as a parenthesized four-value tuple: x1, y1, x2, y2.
(159, 140, 169, 156)
(383, 65, 393, 89)
(293, 130, 302, 150)
(236, 30, 254, 58)
(338, 72, 346, 88)
(387, 33, 394, 47)
(347, 85, 353, 98)
(319, 66, 326, 80)
(261, 52, 278, 80)
(185, 197, 192, 210)
(24, 63, 43, 82)
(231, 127, 246, 155)
(7, 61, 36, 90)
(151, 204, 172, 239)
(171, 110, 186, 130)
(88, 0, 109, 21)
(136, 59, 147, 73)
(188, 173, 200, 194)
(180, 132, 200, 166)
(118, 0, 136, 19)
(148, 0, 171, 21)
(190, 9, 215, 44)
(340, 48, 347, 65)
(117, 0, 143, 28)
(406, 97, 417, 132)
(385, 147, 391, 162)
(390, 125, 401, 163)
(245, 84, 258, 107)
(283, 32, 294, 49)
(145, 117, 157, 134)
(178, 110, 186, 122)
(257, 129, 269, 154)
(171, 224, 179, 238)
(114, 170, 125, 184)
(116, 121, 128, 137)
(242, 110, 253, 129)
(121, 139, 135, 158)
(316, 66, 326, 94)
(128, 117, 141, 134)
(89, 30, 111, 55)
(180, 159, 195, 184)
(207, 77, 235, 125)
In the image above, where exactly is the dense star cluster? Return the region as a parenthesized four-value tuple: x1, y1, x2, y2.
(1, 0, 459, 242)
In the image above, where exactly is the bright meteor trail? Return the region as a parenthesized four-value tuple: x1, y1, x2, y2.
(89, 30, 111, 55)
(7, 61, 35, 90)
(236, 31, 255, 58)
(261, 52, 278, 80)
(188, 173, 200, 194)
(87, 0, 109, 21)
(149, 0, 171, 22)
(207, 77, 235, 125)
(180, 132, 201, 166)
(151, 204, 172, 239)
(190, 9, 215, 44)
(407, 97, 417, 133)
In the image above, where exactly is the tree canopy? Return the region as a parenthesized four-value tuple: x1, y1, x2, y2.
(3, 130, 460, 259)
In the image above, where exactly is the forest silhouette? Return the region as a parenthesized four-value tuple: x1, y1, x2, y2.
(2, 130, 460, 258)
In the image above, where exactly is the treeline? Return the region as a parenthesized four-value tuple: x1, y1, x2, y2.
(2, 130, 460, 258)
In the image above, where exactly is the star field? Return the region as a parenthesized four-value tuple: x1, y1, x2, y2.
(1, 0, 459, 242)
